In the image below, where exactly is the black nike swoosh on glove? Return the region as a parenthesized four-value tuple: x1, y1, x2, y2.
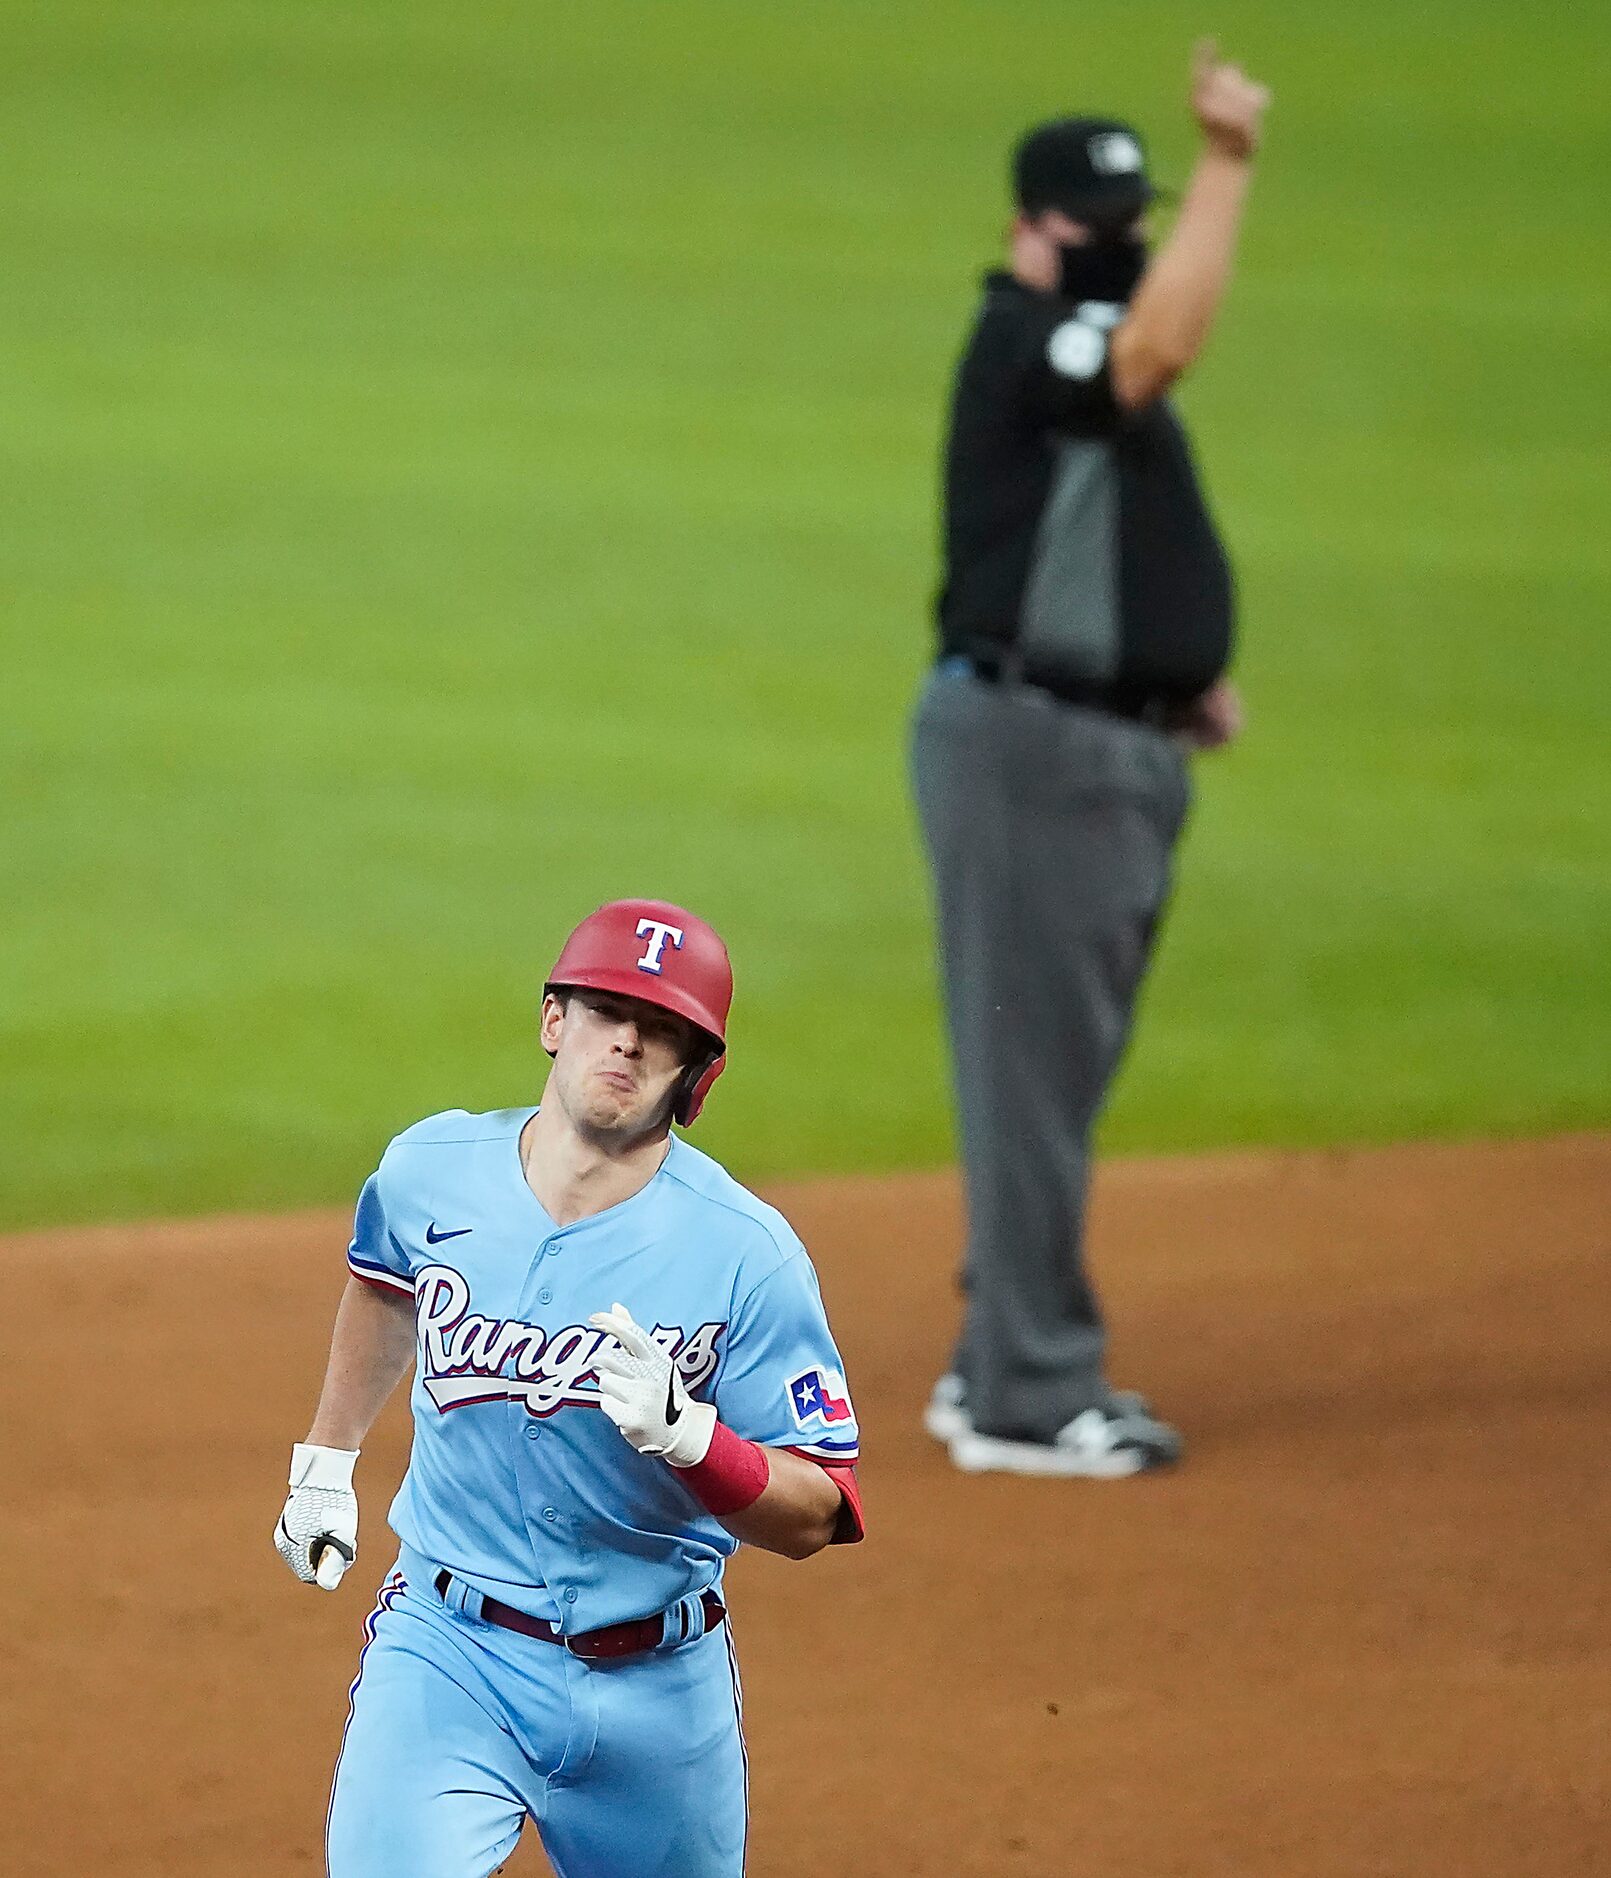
(278, 1517, 353, 1567)
(664, 1367, 682, 1426)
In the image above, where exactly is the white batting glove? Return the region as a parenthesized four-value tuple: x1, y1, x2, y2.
(274, 1443, 359, 1591)
(589, 1304, 716, 1469)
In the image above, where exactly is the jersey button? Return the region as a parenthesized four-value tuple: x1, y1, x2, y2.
(523, 1424, 541, 1441)
(538, 1287, 553, 1305)
(542, 1506, 558, 1522)
(563, 1587, 578, 1604)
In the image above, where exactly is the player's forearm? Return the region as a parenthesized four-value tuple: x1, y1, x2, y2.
(304, 1275, 417, 1450)
(715, 1447, 843, 1561)
(1111, 147, 1253, 407)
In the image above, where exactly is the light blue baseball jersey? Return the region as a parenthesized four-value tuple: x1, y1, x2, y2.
(346, 1106, 862, 1633)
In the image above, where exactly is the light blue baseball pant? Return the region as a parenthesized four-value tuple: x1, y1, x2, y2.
(326, 1549, 748, 1878)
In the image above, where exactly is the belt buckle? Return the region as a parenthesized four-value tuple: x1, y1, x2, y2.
(564, 1626, 631, 1662)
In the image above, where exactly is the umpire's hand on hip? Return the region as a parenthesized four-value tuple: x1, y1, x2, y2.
(275, 1443, 360, 1590)
(1170, 678, 1245, 752)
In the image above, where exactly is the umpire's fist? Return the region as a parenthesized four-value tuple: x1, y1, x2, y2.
(1190, 39, 1271, 159)
(274, 1443, 359, 1590)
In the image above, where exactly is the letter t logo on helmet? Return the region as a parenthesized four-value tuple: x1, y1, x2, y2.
(544, 900, 733, 1125)
(634, 919, 684, 974)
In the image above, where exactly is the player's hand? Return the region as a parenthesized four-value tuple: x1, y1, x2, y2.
(274, 1443, 360, 1590)
(1190, 39, 1271, 160)
(589, 1304, 716, 1470)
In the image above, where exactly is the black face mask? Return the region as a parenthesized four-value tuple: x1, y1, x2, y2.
(1056, 232, 1147, 304)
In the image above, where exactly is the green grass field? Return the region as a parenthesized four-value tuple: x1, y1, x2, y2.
(4, 0, 1607, 1227)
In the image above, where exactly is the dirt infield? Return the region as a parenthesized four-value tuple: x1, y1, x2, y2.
(3, 1135, 1606, 1877)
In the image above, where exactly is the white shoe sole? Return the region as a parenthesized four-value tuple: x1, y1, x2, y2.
(948, 1429, 1150, 1480)
(924, 1374, 971, 1444)
(924, 1398, 971, 1444)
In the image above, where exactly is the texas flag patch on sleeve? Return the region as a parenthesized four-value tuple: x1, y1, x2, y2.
(787, 1365, 855, 1433)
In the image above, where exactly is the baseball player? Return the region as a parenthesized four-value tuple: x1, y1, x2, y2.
(274, 899, 863, 1878)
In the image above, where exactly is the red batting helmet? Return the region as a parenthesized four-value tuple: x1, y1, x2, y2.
(543, 899, 733, 1125)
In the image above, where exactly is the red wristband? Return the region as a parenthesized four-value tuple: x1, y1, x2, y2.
(672, 1419, 771, 1516)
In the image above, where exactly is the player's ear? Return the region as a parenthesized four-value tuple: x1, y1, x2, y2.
(538, 989, 568, 1059)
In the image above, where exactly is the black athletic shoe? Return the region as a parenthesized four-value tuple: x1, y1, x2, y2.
(934, 1379, 1182, 1478)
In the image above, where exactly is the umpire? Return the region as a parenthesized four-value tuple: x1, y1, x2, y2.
(914, 42, 1271, 1478)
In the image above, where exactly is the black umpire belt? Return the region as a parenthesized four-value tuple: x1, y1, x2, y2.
(958, 651, 1176, 728)
(434, 1569, 725, 1660)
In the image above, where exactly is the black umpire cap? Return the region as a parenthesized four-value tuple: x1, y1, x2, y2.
(1013, 117, 1157, 229)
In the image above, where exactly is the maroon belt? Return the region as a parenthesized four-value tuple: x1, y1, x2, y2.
(435, 1571, 724, 1661)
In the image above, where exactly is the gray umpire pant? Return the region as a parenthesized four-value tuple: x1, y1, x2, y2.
(911, 660, 1191, 1441)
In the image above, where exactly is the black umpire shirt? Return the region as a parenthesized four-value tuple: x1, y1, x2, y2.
(937, 271, 1233, 704)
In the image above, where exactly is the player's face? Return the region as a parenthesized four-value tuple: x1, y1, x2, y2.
(541, 990, 699, 1139)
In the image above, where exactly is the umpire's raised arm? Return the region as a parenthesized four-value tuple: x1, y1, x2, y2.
(1111, 41, 1271, 406)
